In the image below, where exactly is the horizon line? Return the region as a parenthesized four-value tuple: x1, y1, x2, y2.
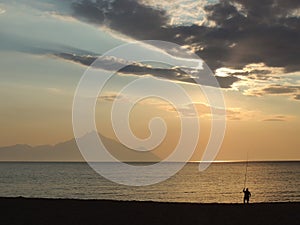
(0, 160, 299, 163)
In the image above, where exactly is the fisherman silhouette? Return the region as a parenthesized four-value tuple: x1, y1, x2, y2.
(243, 188, 251, 204)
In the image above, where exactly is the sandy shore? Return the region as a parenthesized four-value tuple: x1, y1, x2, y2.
(0, 197, 299, 225)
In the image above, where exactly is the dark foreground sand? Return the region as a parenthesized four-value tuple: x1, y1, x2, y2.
(0, 197, 299, 225)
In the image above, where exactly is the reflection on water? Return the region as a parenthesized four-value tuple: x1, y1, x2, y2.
(0, 162, 299, 203)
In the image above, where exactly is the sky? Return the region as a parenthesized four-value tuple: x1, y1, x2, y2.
(0, 0, 299, 161)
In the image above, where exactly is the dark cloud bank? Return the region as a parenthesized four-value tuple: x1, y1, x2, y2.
(70, 0, 300, 73)
(2, 0, 299, 90)
(17, 0, 298, 91)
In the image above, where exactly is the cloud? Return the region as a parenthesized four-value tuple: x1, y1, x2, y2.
(215, 63, 284, 83)
(248, 84, 300, 100)
(98, 92, 123, 102)
(0, 7, 5, 15)
(262, 85, 299, 95)
(54, 52, 239, 88)
(139, 0, 209, 26)
(294, 94, 300, 100)
(216, 63, 300, 101)
(263, 118, 285, 122)
(262, 115, 291, 122)
(72, 0, 169, 39)
(47, 12, 78, 23)
(69, 0, 300, 74)
(54, 52, 97, 66)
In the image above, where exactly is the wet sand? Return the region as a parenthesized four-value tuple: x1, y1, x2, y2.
(0, 197, 299, 225)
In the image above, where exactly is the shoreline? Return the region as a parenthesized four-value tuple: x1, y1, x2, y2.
(1, 196, 299, 204)
(1, 197, 299, 225)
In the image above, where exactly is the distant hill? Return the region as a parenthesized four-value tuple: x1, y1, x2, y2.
(0, 133, 161, 162)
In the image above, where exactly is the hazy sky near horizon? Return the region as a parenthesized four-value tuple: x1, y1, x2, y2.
(0, 0, 299, 161)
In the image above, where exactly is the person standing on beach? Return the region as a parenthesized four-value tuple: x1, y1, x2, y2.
(243, 188, 251, 203)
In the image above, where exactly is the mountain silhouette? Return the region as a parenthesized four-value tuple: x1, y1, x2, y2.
(0, 133, 161, 162)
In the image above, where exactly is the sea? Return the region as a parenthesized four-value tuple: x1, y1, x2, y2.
(0, 162, 299, 203)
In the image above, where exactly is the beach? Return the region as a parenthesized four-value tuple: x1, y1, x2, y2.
(0, 197, 299, 225)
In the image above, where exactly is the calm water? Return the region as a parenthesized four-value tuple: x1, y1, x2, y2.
(0, 162, 299, 203)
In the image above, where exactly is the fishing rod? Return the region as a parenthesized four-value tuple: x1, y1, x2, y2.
(243, 152, 248, 188)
